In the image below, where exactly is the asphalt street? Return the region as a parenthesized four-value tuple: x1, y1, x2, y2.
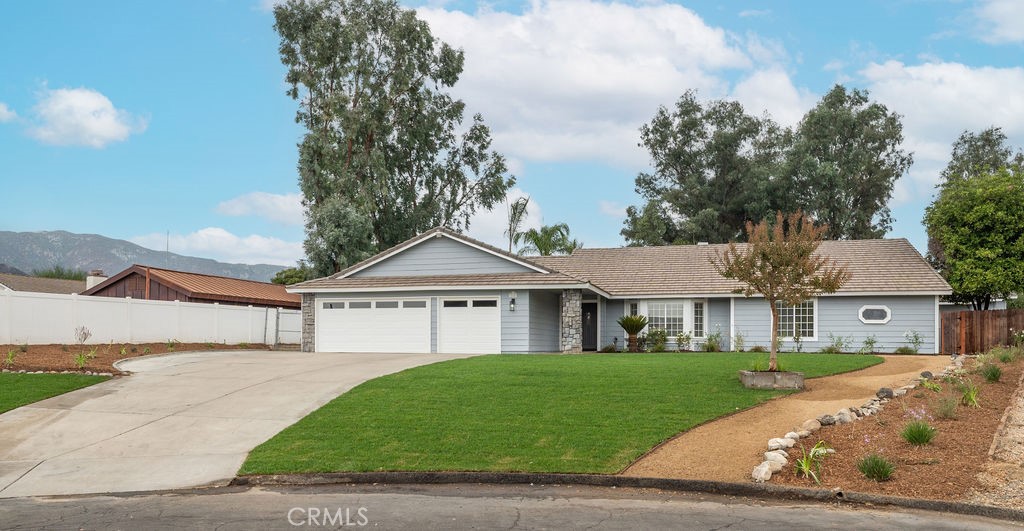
(1, 483, 1020, 530)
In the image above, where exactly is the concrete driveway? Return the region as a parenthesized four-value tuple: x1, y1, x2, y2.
(0, 350, 473, 498)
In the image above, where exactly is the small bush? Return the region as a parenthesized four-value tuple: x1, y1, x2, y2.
(732, 331, 745, 352)
(4, 350, 16, 368)
(86, 347, 98, 359)
(119, 345, 128, 356)
(825, 332, 852, 353)
(703, 330, 723, 352)
(749, 345, 767, 353)
(793, 441, 830, 484)
(936, 395, 958, 420)
(981, 363, 1002, 383)
(901, 420, 937, 445)
(893, 346, 917, 355)
(73, 352, 88, 369)
(74, 325, 92, 345)
(903, 329, 924, 353)
(599, 343, 618, 353)
(750, 356, 785, 372)
(858, 335, 877, 355)
(858, 453, 895, 482)
(18, 343, 28, 353)
(646, 328, 668, 352)
(819, 345, 842, 354)
(997, 349, 1015, 363)
(675, 332, 692, 352)
(142, 346, 151, 355)
(166, 339, 179, 351)
(920, 379, 941, 393)
(960, 379, 981, 408)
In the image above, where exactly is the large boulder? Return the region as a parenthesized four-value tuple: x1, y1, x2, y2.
(876, 387, 895, 399)
(752, 462, 773, 482)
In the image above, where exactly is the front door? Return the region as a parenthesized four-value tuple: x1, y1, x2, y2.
(582, 302, 598, 351)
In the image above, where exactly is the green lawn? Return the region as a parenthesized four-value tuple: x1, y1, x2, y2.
(241, 353, 882, 475)
(0, 373, 110, 414)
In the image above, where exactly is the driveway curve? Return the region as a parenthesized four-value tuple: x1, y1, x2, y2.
(0, 350, 473, 498)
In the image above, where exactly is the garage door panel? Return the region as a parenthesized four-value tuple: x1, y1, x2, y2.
(438, 298, 500, 354)
(317, 299, 430, 353)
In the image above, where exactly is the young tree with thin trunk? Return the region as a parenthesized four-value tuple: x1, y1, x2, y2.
(711, 211, 850, 371)
(505, 196, 530, 253)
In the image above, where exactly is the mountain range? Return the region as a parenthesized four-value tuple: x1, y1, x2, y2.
(0, 230, 286, 282)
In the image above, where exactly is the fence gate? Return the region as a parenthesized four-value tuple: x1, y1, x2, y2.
(941, 309, 1024, 355)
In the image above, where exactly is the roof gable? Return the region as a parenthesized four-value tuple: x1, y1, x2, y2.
(333, 227, 552, 280)
(82, 265, 300, 307)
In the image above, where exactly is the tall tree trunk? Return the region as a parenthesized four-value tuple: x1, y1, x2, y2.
(769, 302, 780, 371)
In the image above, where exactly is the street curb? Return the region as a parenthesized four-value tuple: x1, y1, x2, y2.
(232, 471, 1024, 522)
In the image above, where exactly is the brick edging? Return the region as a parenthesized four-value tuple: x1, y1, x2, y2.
(232, 471, 1024, 522)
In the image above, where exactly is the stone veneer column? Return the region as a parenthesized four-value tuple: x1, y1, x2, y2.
(301, 293, 315, 352)
(560, 289, 583, 353)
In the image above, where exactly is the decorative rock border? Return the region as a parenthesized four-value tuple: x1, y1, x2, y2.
(752, 356, 966, 482)
(1, 368, 114, 376)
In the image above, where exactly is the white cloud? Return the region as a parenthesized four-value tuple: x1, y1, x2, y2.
(29, 87, 147, 148)
(417, 0, 761, 168)
(860, 60, 1024, 200)
(465, 188, 545, 251)
(598, 200, 627, 219)
(738, 9, 771, 18)
(730, 67, 817, 127)
(216, 191, 304, 226)
(974, 0, 1024, 44)
(131, 227, 302, 266)
(0, 103, 16, 122)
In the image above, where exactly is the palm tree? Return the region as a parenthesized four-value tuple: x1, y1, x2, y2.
(518, 223, 581, 256)
(504, 196, 530, 253)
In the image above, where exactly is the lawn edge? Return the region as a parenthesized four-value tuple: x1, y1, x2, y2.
(231, 471, 1024, 522)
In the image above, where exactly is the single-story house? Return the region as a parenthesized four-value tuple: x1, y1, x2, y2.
(0, 272, 86, 294)
(288, 227, 952, 354)
(83, 264, 301, 309)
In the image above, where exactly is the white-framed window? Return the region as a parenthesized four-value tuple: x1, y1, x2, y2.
(648, 301, 686, 336)
(859, 305, 892, 324)
(692, 301, 705, 338)
(628, 302, 639, 316)
(775, 300, 815, 340)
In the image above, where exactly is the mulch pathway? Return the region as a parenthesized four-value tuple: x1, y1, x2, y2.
(0, 342, 272, 375)
(772, 355, 1024, 504)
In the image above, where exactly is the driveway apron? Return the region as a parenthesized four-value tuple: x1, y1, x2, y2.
(0, 351, 473, 498)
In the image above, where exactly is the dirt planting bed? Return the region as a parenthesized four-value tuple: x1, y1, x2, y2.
(772, 354, 1024, 505)
(0, 342, 273, 374)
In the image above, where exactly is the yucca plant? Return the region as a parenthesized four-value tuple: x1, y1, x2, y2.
(617, 314, 649, 353)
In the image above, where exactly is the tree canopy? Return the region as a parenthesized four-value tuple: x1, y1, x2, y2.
(711, 211, 849, 371)
(271, 265, 309, 285)
(275, 0, 513, 277)
(924, 168, 1024, 310)
(517, 223, 581, 256)
(622, 85, 911, 245)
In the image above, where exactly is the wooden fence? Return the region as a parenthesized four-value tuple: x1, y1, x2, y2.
(940, 308, 1024, 355)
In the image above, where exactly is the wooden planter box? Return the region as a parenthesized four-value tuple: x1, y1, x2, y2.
(738, 370, 805, 390)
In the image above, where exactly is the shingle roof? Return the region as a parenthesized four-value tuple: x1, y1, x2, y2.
(0, 273, 86, 294)
(532, 239, 950, 297)
(292, 271, 586, 291)
(83, 265, 301, 307)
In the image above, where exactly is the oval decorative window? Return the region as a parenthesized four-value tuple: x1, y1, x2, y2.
(859, 305, 891, 324)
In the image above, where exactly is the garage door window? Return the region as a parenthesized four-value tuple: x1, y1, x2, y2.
(375, 301, 399, 309)
(323, 302, 344, 309)
(473, 300, 497, 307)
(444, 300, 468, 308)
(349, 301, 371, 309)
(403, 300, 426, 308)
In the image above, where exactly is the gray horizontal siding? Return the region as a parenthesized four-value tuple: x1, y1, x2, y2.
(353, 236, 534, 277)
(731, 295, 937, 353)
(706, 298, 731, 351)
(601, 299, 625, 350)
(528, 291, 560, 352)
(501, 291, 529, 352)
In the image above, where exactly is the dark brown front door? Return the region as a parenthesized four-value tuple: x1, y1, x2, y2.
(582, 302, 598, 351)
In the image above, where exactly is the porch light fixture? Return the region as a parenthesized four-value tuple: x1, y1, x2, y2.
(509, 291, 517, 312)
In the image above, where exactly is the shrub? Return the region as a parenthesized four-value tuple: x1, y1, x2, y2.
(617, 314, 649, 353)
(675, 331, 692, 352)
(920, 379, 941, 393)
(825, 332, 852, 353)
(996, 348, 1015, 363)
(1011, 328, 1024, 347)
(893, 346, 917, 355)
(86, 347, 98, 359)
(4, 350, 16, 368)
(858, 454, 895, 482)
(646, 328, 668, 352)
(732, 331, 745, 352)
(166, 339, 179, 351)
(73, 352, 88, 369)
(901, 420, 937, 445)
(903, 329, 924, 353)
(981, 363, 1002, 383)
(749, 345, 767, 353)
(750, 356, 785, 372)
(936, 395, 958, 420)
(74, 325, 92, 345)
(703, 330, 723, 352)
(793, 441, 830, 484)
(960, 379, 981, 408)
(858, 335, 878, 355)
(599, 343, 618, 353)
(142, 346, 151, 355)
(18, 343, 28, 353)
(119, 345, 128, 357)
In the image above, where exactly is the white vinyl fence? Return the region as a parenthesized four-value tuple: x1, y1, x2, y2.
(0, 290, 301, 346)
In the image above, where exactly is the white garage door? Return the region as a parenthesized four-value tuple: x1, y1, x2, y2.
(316, 299, 430, 353)
(438, 298, 501, 354)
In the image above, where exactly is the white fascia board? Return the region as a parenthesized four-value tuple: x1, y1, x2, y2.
(289, 282, 610, 297)
(603, 290, 951, 299)
(337, 231, 549, 279)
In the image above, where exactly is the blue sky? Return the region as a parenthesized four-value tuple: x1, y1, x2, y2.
(1, 0, 1022, 266)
